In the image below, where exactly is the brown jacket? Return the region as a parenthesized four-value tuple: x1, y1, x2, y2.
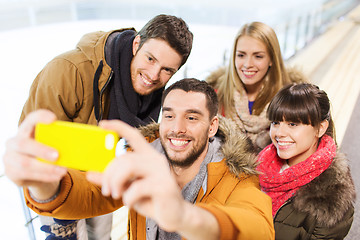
(25, 117, 275, 239)
(274, 152, 355, 240)
(19, 28, 134, 125)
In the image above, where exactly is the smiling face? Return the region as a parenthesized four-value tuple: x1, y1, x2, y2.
(159, 90, 218, 168)
(270, 120, 328, 166)
(130, 36, 182, 96)
(234, 35, 272, 95)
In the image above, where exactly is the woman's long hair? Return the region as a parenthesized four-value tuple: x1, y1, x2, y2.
(216, 22, 290, 116)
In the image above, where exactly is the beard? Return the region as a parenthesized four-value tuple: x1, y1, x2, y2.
(160, 131, 209, 168)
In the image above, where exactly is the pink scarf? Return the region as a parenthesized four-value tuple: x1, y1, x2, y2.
(257, 135, 336, 216)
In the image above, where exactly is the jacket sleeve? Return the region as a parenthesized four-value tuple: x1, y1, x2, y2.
(197, 175, 275, 240)
(24, 168, 123, 219)
(312, 206, 354, 239)
(19, 57, 84, 124)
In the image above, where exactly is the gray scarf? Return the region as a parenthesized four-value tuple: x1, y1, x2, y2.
(146, 137, 223, 240)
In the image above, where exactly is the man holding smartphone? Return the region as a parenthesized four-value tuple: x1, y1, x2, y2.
(18, 14, 193, 240)
(4, 79, 274, 240)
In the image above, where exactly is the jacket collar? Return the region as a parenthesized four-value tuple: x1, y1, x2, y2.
(291, 152, 355, 227)
(76, 28, 136, 91)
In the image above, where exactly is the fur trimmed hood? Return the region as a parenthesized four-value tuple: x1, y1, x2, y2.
(292, 152, 356, 227)
(205, 66, 226, 89)
(138, 116, 258, 177)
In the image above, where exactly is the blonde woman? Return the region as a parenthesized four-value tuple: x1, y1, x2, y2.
(207, 22, 292, 152)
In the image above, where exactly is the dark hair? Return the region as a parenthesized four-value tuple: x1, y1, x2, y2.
(161, 78, 219, 119)
(137, 14, 193, 68)
(267, 83, 335, 140)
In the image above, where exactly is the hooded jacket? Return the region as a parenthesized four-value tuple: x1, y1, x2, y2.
(273, 152, 355, 240)
(24, 117, 275, 240)
(19, 28, 134, 125)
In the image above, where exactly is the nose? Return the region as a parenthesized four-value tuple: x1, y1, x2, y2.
(172, 118, 186, 134)
(243, 57, 253, 69)
(274, 122, 287, 137)
(148, 64, 161, 81)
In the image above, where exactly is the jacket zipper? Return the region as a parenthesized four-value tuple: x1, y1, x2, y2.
(98, 70, 113, 123)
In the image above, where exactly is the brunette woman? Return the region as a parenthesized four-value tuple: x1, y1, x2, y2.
(257, 83, 355, 240)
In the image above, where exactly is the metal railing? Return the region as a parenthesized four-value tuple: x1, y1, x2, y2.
(1, 0, 359, 61)
(277, 0, 360, 59)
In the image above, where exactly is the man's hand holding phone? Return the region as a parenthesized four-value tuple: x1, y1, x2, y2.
(35, 120, 119, 172)
(3, 109, 120, 202)
(3, 110, 67, 201)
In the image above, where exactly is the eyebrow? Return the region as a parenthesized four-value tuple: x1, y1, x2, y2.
(146, 51, 178, 73)
(162, 107, 204, 116)
(236, 50, 266, 54)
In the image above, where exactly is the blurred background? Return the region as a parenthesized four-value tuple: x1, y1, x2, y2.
(1, 0, 359, 239)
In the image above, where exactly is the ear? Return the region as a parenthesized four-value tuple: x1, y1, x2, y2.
(208, 116, 219, 138)
(132, 35, 141, 55)
(317, 120, 329, 138)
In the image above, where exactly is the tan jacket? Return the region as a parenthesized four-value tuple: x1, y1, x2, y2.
(25, 117, 275, 239)
(19, 28, 134, 125)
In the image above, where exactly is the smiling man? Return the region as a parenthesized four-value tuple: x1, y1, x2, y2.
(4, 78, 274, 240)
(18, 14, 193, 240)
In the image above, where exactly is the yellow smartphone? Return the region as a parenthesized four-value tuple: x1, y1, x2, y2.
(35, 121, 119, 172)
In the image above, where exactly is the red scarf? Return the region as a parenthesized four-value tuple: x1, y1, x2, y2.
(257, 135, 336, 216)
